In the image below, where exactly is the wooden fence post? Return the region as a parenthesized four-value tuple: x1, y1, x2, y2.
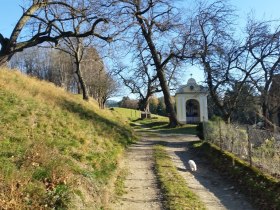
(203, 116, 206, 141)
(219, 119, 222, 150)
(247, 126, 252, 167)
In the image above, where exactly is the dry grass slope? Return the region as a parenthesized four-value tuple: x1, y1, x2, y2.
(0, 68, 136, 209)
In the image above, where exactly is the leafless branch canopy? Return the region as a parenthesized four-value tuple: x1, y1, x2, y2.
(0, 0, 111, 66)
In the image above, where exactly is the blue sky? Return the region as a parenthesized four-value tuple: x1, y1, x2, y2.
(0, 0, 23, 37)
(1, 0, 280, 88)
(1, 0, 280, 37)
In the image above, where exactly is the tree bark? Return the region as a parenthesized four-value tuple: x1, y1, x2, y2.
(157, 69, 179, 127)
(75, 62, 89, 101)
(134, 12, 180, 127)
(262, 99, 269, 127)
(223, 115, 231, 124)
(139, 96, 151, 112)
(0, 55, 10, 68)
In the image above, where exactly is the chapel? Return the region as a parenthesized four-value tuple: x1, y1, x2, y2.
(175, 78, 208, 124)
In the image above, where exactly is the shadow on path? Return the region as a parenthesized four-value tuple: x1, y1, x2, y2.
(149, 133, 255, 210)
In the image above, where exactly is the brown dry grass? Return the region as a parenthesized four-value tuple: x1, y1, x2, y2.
(0, 68, 135, 209)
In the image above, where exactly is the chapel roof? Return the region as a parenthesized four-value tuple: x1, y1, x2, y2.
(176, 78, 207, 94)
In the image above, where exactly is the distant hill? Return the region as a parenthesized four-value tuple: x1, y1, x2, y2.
(0, 68, 135, 209)
(105, 99, 119, 108)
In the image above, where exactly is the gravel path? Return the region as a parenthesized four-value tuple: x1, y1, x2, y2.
(111, 131, 255, 210)
(110, 136, 163, 210)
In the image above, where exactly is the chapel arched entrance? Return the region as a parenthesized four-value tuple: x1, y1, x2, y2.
(186, 99, 200, 123)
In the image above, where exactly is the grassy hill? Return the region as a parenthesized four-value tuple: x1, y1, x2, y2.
(112, 107, 168, 121)
(112, 108, 197, 135)
(0, 68, 136, 209)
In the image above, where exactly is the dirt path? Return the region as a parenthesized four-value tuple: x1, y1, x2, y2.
(159, 133, 255, 210)
(111, 131, 255, 210)
(110, 136, 163, 210)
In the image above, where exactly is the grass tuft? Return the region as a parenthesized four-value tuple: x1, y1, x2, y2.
(114, 168, 128, 196)
(154, 145, 205, 210)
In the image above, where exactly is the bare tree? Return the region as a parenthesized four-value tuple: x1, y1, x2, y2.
(245, 19, 280, 125)
(0, 0, 111, 67)
(10, 46, 51, 79)
(115, 42, 160, 112)
(80, 47, 119, 108)
(187, 1, 280, 125)
(187, 1, 266, 123)
(48, 49, 76, 91)
(108, 0, 190, 127)
(89, 71, 118, 109)
(55, 36, 93, 100)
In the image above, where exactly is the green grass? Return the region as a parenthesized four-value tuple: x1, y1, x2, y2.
(0, 68, 136, 209)
(112, 107, 198, 135)
(114, 168, 128, 196)
(111, 107, 142, 121)
(154, 145, 206, 210)
(112, 107, 168, 122)
(133, 117, 198, 135)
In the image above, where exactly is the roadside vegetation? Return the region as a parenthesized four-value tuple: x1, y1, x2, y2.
(191, 142, 280, 210)
(111, 107, 142, 121)
(0, 68, 136, 209)
(135, 118, 198, 135)
(154, 145, 205, 210)
(113, 168, 128, 197)
(202, 118, 280, 179)
(112, 108, 198, 135)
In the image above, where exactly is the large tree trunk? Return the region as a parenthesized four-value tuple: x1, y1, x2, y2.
(134, 9, 180, 127)
(0, 55, 10, 68)
(222, 114, 231, 124)
(157, 69, 180, 127)
(262, 98, 269, 127)
(138, 96, 150, 113)
(262, 82, 271, 128)
(75, 62, 89, 101)
(0, 33, 12, 68)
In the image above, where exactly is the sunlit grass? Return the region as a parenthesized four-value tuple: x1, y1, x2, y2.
(112, 107, 168, 122)
(154, 145, 205, 210)
(133, 117, 198, 135)
(0, 68, 136, 209)
(114, 168, 128, 196)
(112, 107, 197, 135)
(111, 107, 142, 121)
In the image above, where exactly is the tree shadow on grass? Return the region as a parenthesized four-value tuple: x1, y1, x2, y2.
(60, 99, 135, 146)
(158, 126, 198, 135)
(135, 121, 198, 135)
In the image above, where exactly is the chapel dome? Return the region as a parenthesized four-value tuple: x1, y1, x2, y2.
(187, 78, 197, 86)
